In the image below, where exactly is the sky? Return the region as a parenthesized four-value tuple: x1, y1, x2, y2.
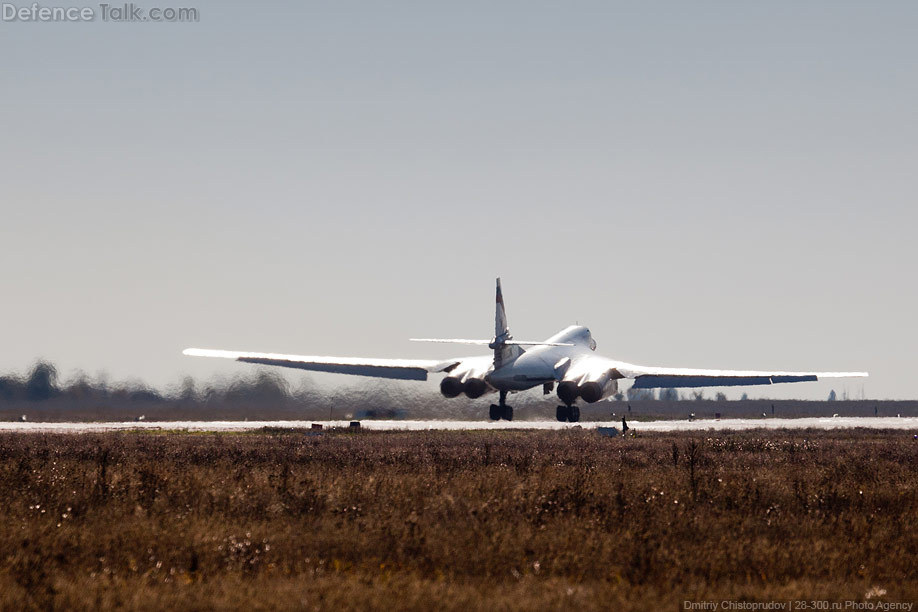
(1, 1, 915, 401)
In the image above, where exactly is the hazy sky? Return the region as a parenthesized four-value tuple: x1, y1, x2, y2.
(1, 1, 915, 401)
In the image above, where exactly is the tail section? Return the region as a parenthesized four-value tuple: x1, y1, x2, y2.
(495, 278, 510, 343)
(492, 278, 522, 367)
(409, 279, 571, 360)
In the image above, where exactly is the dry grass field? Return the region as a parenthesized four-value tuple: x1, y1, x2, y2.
(0, 429, 915, 611)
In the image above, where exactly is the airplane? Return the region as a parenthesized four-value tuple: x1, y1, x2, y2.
(184, 278, 868, 422)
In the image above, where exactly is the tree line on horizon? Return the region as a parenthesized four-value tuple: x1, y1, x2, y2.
(0, 361, 849, 406)
(0, 361, 293, 406)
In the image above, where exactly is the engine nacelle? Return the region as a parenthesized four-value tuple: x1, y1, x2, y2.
(440, 377, 465, 398)
(463, 377, 489, 399)
(557, 380, 580, 405)
(557, 372, 619, 404)
(440, 376, 493, 399)
(579, 372, 619, 403)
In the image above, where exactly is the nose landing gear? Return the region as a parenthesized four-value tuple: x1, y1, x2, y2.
(556, 405, 580, 423)
(489, 391, 513, 421)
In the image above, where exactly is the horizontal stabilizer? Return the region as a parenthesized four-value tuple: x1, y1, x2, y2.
(409, 338, 492, 345)
(410, 338, 573, 347)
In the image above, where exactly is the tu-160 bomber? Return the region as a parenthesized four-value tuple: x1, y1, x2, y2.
(184, 279, 868, 422)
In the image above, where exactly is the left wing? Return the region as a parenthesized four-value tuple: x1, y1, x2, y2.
(611, 362, 868, 388)
(183, 348, 461, 381)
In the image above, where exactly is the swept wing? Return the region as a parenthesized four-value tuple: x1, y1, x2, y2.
(183, 348, 461, 381)
(608, 359, 868, 388)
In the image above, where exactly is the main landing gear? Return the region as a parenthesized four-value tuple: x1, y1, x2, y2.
(556, 405, 580, 423)
(489, 391, 513, 421)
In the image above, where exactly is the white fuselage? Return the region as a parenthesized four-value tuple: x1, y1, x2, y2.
(486, 325, 597, 392)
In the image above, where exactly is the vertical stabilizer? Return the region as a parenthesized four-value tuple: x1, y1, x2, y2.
(495, 278, 510, 342)
(493, 278, 522, 367)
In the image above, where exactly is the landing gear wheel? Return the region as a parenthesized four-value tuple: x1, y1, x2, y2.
(568, 406, 580, 423)
(556, 405, 570, 422)
(488, 390, 512, 422)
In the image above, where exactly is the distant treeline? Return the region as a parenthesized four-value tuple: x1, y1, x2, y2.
(0, 361, 288, 405)
(0, 360, 488, 422)
(0, 361, 915, 422)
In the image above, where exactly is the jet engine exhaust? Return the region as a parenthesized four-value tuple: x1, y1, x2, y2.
(558, 375, 617, 404)
(463, 378, 488, 399)
(557, 381, 580, 405)
(578, 382, 604, 404)
(440, 377, 465, 398)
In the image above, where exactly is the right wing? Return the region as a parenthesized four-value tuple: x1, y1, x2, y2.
(183, 348, 461, 381)
(613, 362, 868, 388)
(565, 355, 867, 388)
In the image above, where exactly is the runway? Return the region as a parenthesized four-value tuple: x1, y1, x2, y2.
(0, 417, 916, 433)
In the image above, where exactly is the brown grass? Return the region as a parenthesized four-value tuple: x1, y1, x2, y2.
(0, 429, 915, 610)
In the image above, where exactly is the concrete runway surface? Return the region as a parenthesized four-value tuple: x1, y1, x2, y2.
(0, 417, 916, 433)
